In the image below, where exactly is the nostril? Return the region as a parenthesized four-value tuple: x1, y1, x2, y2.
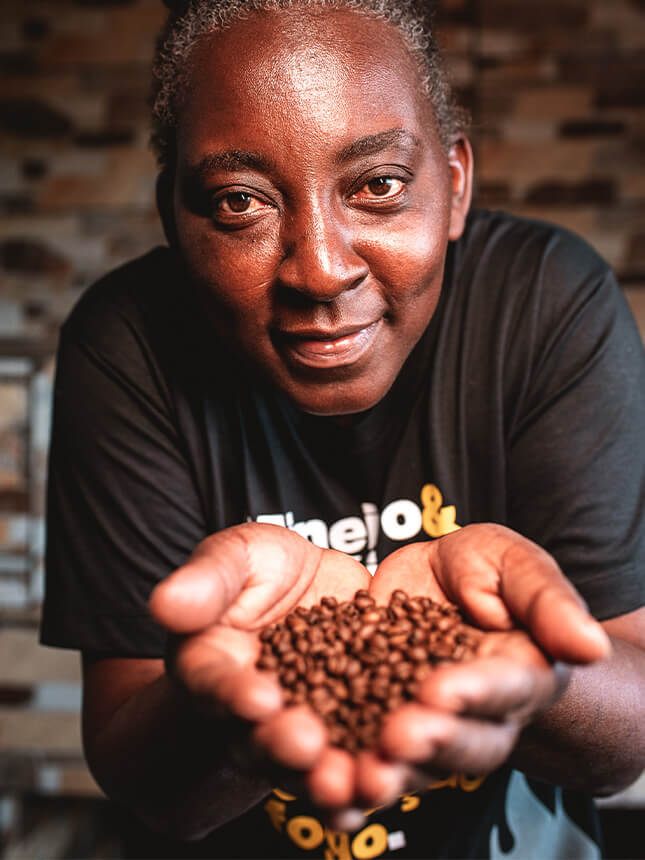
(278, 216, 369, 301)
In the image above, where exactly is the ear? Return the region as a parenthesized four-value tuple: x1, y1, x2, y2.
(156, 170, 178, 248)
(447, 136, 473, 241)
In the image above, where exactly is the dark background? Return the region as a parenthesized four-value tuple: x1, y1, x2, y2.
(0, 0, 643, 856)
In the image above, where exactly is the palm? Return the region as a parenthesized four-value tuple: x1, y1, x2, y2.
(152, 523, 370, 720)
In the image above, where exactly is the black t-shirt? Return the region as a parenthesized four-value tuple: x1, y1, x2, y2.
(41, 209, 645, 858)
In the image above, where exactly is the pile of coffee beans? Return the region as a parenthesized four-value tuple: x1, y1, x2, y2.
(256, 588, 484, 752)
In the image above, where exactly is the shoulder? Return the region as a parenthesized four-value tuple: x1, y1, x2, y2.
(453, 209, 625, 337)
(62, 247, 179, 347)
(458, 208, 611, 284)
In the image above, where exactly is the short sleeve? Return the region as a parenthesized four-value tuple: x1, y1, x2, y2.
(41, 257, 209, 656)
(506, 230, 645, 620)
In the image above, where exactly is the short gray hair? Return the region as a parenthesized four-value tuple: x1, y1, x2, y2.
(151, 0, 468, 171)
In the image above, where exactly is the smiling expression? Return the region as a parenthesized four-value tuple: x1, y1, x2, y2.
(169, 6, 472, 416)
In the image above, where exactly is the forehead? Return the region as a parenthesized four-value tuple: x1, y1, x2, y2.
(176, 7, 439, 159)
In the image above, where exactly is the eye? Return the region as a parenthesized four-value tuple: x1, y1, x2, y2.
(214, 191, 268, 216)
(351, 176, 406, 202)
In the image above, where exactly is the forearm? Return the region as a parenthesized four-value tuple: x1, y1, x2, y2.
(83, 670, 272, 840)
(510, 636, 645, 795)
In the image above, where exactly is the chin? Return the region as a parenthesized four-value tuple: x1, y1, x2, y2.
(290, 380, 390, 418)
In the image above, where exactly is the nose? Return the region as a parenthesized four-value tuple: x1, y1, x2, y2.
(277, 203, 368, 302)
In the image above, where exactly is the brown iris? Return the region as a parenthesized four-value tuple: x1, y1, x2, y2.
(367, 176, 394, 196)
(226, 191, 252, 212)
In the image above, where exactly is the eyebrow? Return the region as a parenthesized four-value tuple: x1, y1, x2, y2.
(186, 128, 421, 180)
(187, 149, 278, 180)
(336, 128, 421, 163)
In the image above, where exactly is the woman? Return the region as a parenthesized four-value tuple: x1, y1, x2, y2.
(42, 0, 645, 857)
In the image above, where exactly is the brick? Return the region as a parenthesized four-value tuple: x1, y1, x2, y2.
(619, 172, 645, 199)
(0, 514, 28, 552)
(0, 629, 80, 684)
(478, 139, 597, 185)
(513, 86, 594, 120)
(39, 148, 157, 208)
(590, 1, 645, 52)
(481, 58, 559, 91)
(596, 202, 645, 232)
(560, 119, 626, 137)
(480, 0, 589, 29)
(0, 709, 82, 755)
(0, 382, 26, 431)
(479, 29, 530, 58)
(627, 233, 645, 267)
(559, 56, 645, 108)
(0, 239, 70, 277)
(0, 194, 36, 216)
(48, 150, 108, 179)
(39, 1, 164, 66)
(524, 178, 617, 206)
(75, 127, 135, 147)
(500, 119, 556, 142)
(546, 29, 620, 56)
(0, 74, 95, 109)
(0, 490, 30, 514)
(593, 139, 645, 174)
(473, 181, 513, 207)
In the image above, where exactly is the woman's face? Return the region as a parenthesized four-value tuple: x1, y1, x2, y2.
(171, 7, 472, 415)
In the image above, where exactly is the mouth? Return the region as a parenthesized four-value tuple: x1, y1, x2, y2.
(274, 320, 382, 369)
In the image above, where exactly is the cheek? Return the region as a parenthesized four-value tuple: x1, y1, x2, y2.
(178, 218, 281, 316)
(365, 215, 448, 305)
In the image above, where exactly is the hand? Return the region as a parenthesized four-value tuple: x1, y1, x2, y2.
(149, 522, 370, 776)
(347, 524, 610, 809)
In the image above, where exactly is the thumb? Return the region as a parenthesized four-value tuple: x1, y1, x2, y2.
(149, 528, 253, 634)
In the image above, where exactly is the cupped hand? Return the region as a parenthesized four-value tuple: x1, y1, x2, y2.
(150, 522, 612, 819)
(348, 524, 611, 809)
(149, 522, 370, 781)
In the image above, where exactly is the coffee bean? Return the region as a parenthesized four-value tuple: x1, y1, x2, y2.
(256, 588, 484, 753)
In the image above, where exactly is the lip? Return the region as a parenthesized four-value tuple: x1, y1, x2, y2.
(275, 320, 382, 369)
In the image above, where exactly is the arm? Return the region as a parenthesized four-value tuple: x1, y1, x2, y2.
(510, 605, 645, 795)
(82, 656, 274, 840)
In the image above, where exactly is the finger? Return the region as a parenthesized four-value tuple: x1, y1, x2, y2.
(434, 525, 611, 663)
(175, 645, 284, 722)
(254, 705, 327, 770)
(302, 549, 372, 607)
(306, 746, 356, 808)
(149, 529, 254, 633)
(353, 750, 409, 807)
(370, 543, 449, 606)
(380, 703, 520, 773)
(417, 657, 567, 721)
(150, 523, 329, 634)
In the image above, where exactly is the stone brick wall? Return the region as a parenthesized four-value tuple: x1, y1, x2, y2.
(0, 0, 643, 855)
(436, 0, 645, 322)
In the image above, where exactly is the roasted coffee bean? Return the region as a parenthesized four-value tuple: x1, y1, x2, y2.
(256, 588, 484, 753)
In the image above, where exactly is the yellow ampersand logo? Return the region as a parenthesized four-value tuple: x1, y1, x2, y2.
(421, 483, 460, 538)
